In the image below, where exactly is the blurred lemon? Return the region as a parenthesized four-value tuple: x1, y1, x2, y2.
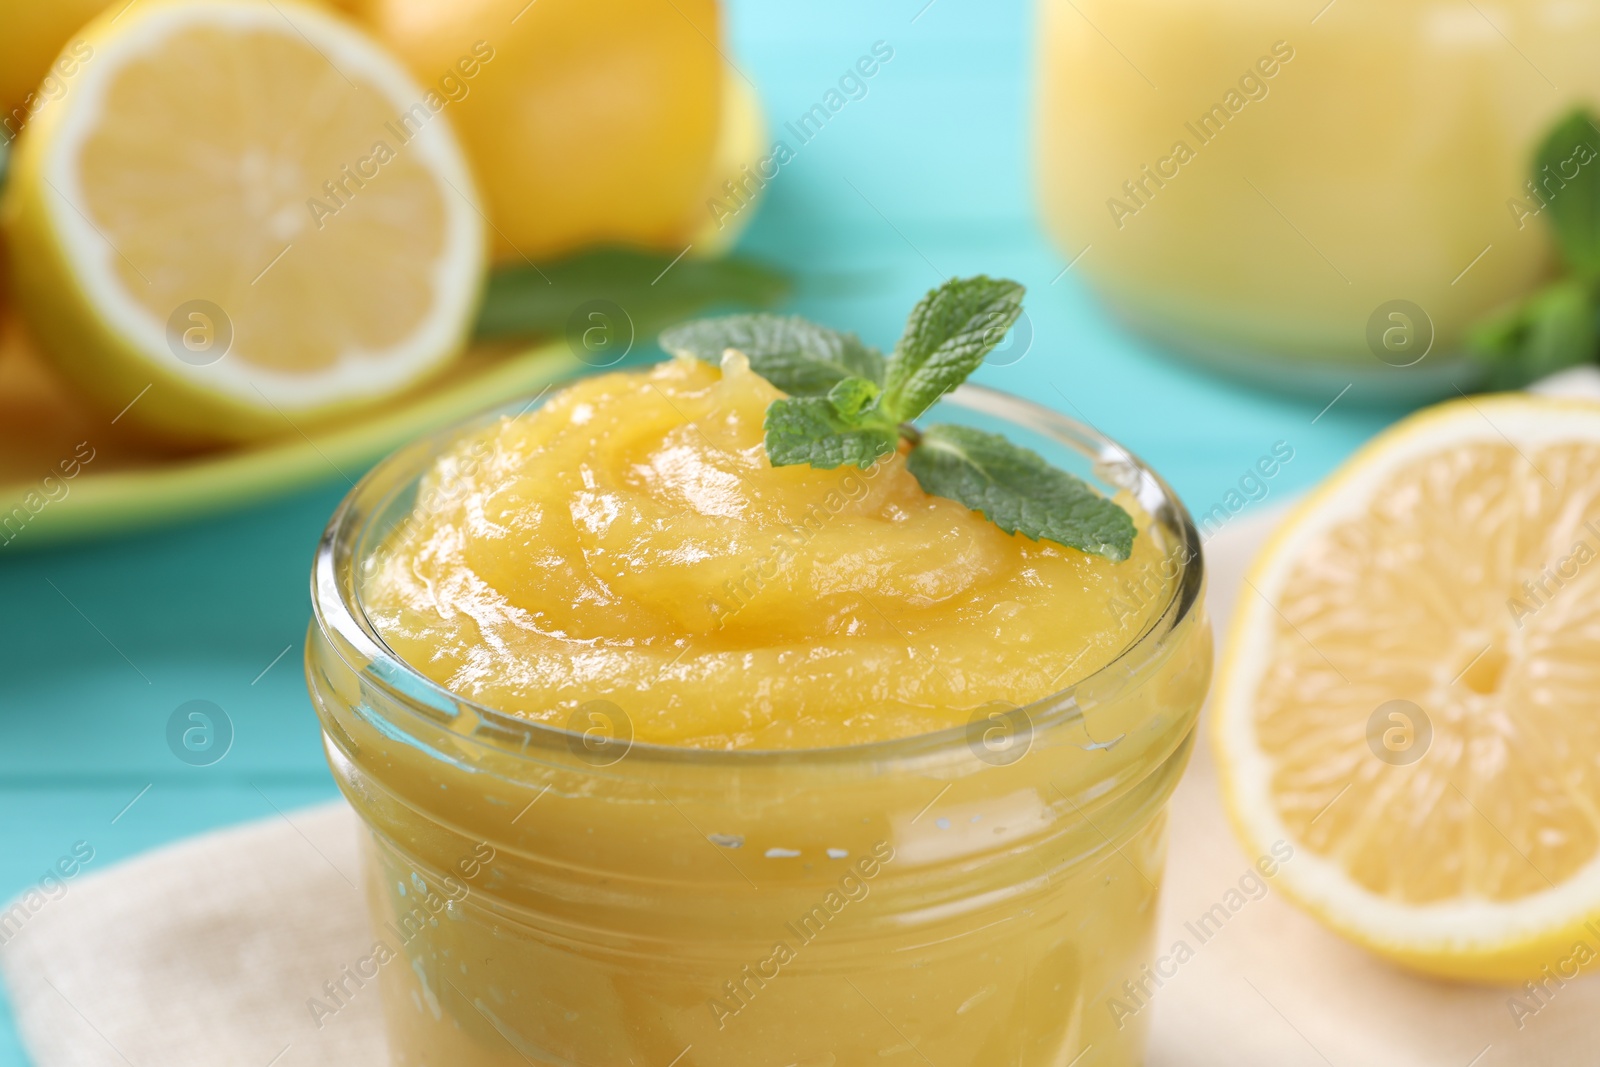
(1213, 394, 1600, 981)
(3, 0, 486, 445)
(362, 0, 725, 261)
(0, 0, 362, 129)
(683, 67, 767, 257)
(0, 1, 110, 127)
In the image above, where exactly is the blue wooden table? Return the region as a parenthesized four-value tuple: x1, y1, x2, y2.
(0, 2, 1400, 1060)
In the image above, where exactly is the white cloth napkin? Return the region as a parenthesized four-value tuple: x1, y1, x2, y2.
(7, 368, 1600, 1067)
(1, 803, 387, 1067)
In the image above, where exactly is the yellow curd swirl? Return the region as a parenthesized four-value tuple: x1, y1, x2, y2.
(364, 352, 1167, 748)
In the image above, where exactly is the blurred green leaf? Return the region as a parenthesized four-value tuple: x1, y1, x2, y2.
(474, 246, 791, 344)
(1467, 277, 1598, 390)
(1463, 108, 1600, 388)
(1533, 108, 1600, 279)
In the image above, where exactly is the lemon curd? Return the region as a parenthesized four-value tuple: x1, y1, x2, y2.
(1036, 0, 1600, 395)
(307, 358, 1211, 1066)
(364, 354, 1172, 748)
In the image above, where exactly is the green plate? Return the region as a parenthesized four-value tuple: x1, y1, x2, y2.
(0, 246, 792, 549)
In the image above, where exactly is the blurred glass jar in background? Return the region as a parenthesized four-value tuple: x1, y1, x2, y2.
(1036, 0, 1600, 399)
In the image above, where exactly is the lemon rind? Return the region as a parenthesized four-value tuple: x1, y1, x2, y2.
(26, 0, 485, 414)
(1212, 394, 1600, 973)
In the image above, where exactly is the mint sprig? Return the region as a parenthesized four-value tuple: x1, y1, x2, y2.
(1534, 109, 1600, 279)
(1468, 108, 1600, 387)
(659, 314, 884, 396)
(881, 276, 1024, 421)
(661, 276, 1136, 560)
(1470, 276, 1596, 389)
(765, 395, 898, 468)
(907, 424, 1137, 559)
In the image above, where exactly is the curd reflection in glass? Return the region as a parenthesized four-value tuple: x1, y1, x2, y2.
(307, 356, 1211, 1066)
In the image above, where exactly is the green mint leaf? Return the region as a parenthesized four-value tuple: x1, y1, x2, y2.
(1466, 300, 1529, 363)
(659, 314, 885, 396)
(691, 282, 1138, 562)
(827, 376, 881, 419)
(764, 397, 898, 470)
(1468, 277, 1598, 389)
(905, 424, 1135, 560)
(1532, 108, 1600, 279)
(475, 246, 790, 342)
(880, 276, 1025, 421)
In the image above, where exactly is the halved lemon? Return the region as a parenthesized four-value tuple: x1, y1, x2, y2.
(1213, 393, 1600, 981)
(2, 0, 485, 444)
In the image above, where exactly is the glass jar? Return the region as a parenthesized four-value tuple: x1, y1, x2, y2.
(305, 384, 1212, 1067)
(1035, 0, 1600, 400)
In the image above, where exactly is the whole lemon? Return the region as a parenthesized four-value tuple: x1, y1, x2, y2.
(361, 0, 724, 261)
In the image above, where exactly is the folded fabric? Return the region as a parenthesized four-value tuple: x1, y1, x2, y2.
(1, 801, 385, 1067)
(6, 368, 1600, 1066)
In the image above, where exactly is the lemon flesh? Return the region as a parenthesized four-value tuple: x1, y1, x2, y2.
(1214, 394, 1600, 980)
(3, 0, 485, 444)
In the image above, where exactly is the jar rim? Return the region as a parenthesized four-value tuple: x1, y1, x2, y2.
(310, 378, 1205, 769)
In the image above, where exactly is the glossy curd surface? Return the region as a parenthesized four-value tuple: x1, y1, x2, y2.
(363, 353, 1170, 748)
